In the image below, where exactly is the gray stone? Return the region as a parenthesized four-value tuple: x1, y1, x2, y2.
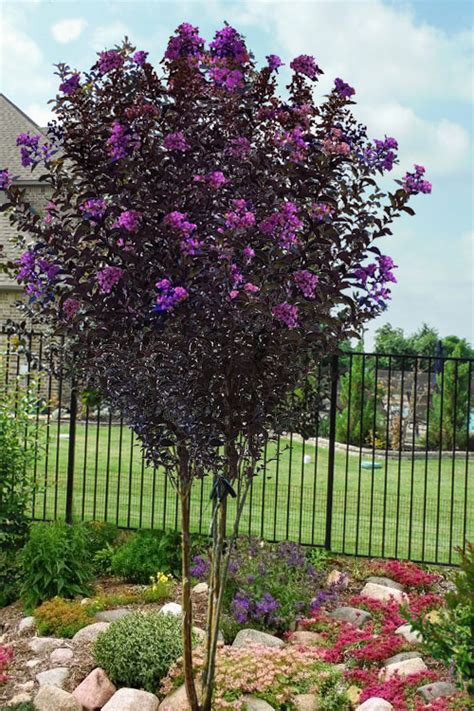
(72, 621, 110, 643)
(34, 685, 81, 711)
(384, 651, 421, 666)
(25, 658, 41, 669)
(232, 628, 284, 649)
(192, 582, 209, 594)
(95, 608, 133, 622)
(356, 699, 393, 711)
(18, 616, 36, 633)
(28, 637, 66, 654)
(160, 602, 183, 616)
(36, 667, 70, 689)
(360, 582, 408, 604)
(382, 656, 427, 680)
(366, 576, 404, 591)
(102, 688, 159, 711)
(15, 681, 35, 692)
(293, 694, 320, 710)
(417, 682, 458, 701)
(72, 667, 117, 710)
(50, 647, 74, 665)
(8, 693, 32, 706)
(395, 623, 422, 644)
(330, 607, 371, 628)
(289, 631, 324, 647)
(240, 696, 276, 710)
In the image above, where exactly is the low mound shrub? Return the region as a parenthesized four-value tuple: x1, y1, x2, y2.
(34, 597, 94, 638)
(111, 529, 181, 583)
(93, 611, 196, 691)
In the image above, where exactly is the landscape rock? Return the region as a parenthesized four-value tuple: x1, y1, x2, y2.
(356, 699, 393, 711)
(383, 651, 421, 666)
(330, 607, 371, 628)
(72, 667, 116, 710)
(395, 623, 422, 644)
(18, 616, 36, 634)
(72, 621, 110, 643)
(293, 693, 319, 710)
(360, 582, 408, 604)
(366, 576, 404, 591)
(102, 688, 159, 711)
(240, 696, 276, 710)
(326, 570, 349, 588)
(36, 667, 70, 689)
(34, 685, 81, 711)
(382, 657, 427, 680)
(80, 598, 91, 606)
(25, 658, 41, 669)
(232, 628, 285, 649)
(158, 682, 202, 710)
(160, 602, 183, 616)
(95, 608, 133, 622)
(416, 681, 458, 701)
(192, 582, 209, 595)
(8, 693, 32, 706)
(50, 647, 74, 665)
(289, 631, 324, 647)
(15, 681, 35, 692)
(28, 637, 66, 654)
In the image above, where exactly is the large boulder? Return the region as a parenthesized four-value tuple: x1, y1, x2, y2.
(158, 682, 202, 711)
(72, 667, 116, 710)
(293, 694, 320, 710)
(394, 623, 422, 644)
(416, 682, 458, 702)
(72, 621, 110, 643)
(360, 582, 408, 604)
(240, 697, 276, 710)
(34, 685, 81, 711)
(102, 688, 159, 711)
(365, 576, 404, 591)
(95, 608, 133, 623)
(232, 628, 284, 649)
(28, 637, 66, 655)
(356, 699, 393, 711)
(50, 647, 74, 665)
(36, 667, 70, 689)
(382, 657, 427, 680)
(330, 607, 371, 628)
(289, 631, 324, 647)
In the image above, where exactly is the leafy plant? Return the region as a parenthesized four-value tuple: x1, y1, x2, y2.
(93, 611, 196, 692)
(0, 705, 36, 711)
(336, 351, 384, 447)
(34, 596, 95, 638)
(111, 529, 182, 583)
(142, 571, 173, 603)
(93, 543, 116, 576)
(83, 520, 120, 556)
(20, 522, 94, 611)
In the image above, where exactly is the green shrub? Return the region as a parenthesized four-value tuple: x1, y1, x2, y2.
(0, 549, 22, 608)
(93, 611, 196, 691)
(111, 529, 181, 583)
(92, 543, 116, 576)
(34, 597, 94, 638)
(83, 520, 120, 556)
(20, 522, 94, 611)
(0, 705, 36, 711)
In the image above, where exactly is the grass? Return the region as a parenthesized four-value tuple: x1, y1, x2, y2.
(29, 421, 473, 565)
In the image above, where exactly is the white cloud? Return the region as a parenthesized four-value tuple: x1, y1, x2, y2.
(93, 22, 130, 50)
(51, 18, 87, 44)
(25, 103, 55, 128)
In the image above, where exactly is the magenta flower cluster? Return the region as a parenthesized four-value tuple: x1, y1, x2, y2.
(114, 209, 142, 232)
(229, 136, 251, 158)
(266, 54, 283, 72)
(80, 198, 107, 223)
(275, 126, 308, 163)
(17, 250, 60, 299)
(210, 66, 244, 91)
(260, 202, 302, 250)
(293, 270, 318, 298)
(154, 278, 188, 312)
(163, 210, 201, 255)
(0, 169, 12, 190)
(107, 121, 139, 161)
(132, 50, 148, 66)
(311, 202, 334, 222)
(355, 254, 398, 310)
(63, 298, 81, 319)
(59, 73, 81, 95)
(164, 22, 205, 61)
(97, 50, 124, 75)
(163, 131, 189, 152)
(334, 77, 355, 98)
(96, 266, 123, 294)
(209, 26, 248, 64)
(363, 135, 398, 173)
(323, 127, 350, 156)
(16, 133, 54, 168)
(194, 170, 227, 190)
(225, 199, 255, 230)
(290, 54, 323, 80)
(272, 302, 299, 329)
(402, 164, 432, 195)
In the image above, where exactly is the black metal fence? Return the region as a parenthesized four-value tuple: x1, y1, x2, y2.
(1, 329, 473, 565)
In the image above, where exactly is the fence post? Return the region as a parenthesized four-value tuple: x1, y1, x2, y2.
(325, 353, 339, 551)
(65, 382, 77, 524)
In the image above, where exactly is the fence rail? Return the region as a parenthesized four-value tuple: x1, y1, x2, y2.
(1, 329, 473, 565)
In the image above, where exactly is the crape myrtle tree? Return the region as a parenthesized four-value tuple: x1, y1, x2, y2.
(0, 23, 431, 709)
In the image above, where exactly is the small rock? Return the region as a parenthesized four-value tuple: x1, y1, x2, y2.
(326, 570, 349, 588)
(232, 628, 284, 649)
(102, 688, 159, 711)
(160, 602, 183, 616)
(360, 582, 408, 604)
(356, 699, 393, 711)
(346, 686, 362, 705)
(50, 647, 74, 665)
(28, 637, 66, 654)
(293, 693, 319, 710)
(395, 623, 422, 644)
(240, 696, 275, 710)
(26, 658, 41, 669)
(416, 681, 458, 701)
(72, 667, 117, 710)
(289, 631, 324, 647)
(15, 680, 35, 692)
(80, 598, 91, 606)
(8, 693, 32, 706)
(330, 607, 371, 628)
(192, 582, 209, 595)
(34, 685, 81, 711)
(36, 667, 70, 689)
(158, 682, 201, 710)
(72, 621, 110, 643)
(95, 608, 133, 622)
(382, 657, 427, 680)
(18, 616, 36, 634)
(366, 576, 404, 591)
(384, 651, 420, 666)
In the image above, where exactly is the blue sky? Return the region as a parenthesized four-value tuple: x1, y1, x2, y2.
(1, 0, 473, 346)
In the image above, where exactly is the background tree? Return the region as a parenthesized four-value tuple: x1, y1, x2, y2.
(0, 24, 430, 710)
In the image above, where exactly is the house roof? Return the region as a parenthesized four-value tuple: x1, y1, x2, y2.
(0, 93, 48, 183)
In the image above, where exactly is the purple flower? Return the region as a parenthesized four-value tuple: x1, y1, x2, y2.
(59, 73, 80, 95)
(107, 121, 140, 161)
(230, 263, 243, 287)
(97, 266, 123, 294)
(163, 131, 189, 152)
(225, 199, 255, 230)
(334, 77, 355, 98)
(190, 555, 210, 579)
(311, 202, 334, 222)
(363, 135, 398, 173)
(293, 270, 318, 298)
(272, 302, 299, 329)
(16, 133, 47, 168)
(132, 50, 148, 66)
(209, 26, 248, 64)
(0, 169, 12, 190)
(165, 23, 205, 61)
(243, 246, 255, 261)
(163, 211, 197, 236)
(260, 202, 302, 249)
(255, 592, 279, 620)
(154, 279, 189, 312)
(63, 298, 80, 319)
(243, 282, 259, 295)
(229, 136, 251, 158)
(290, 54, 323, 80)
(231, 590, 251, 624)
(97, 50, 124, 75)
(275, 125, 308, 163)
(402, 164, 432, 195)
(355, 254, 398, 311)
(80, 198, 107, 223)
(266, 54, 283, 72)
(210, 67, 244, 91)
(114, 210, 142, 232)
(204, 171, 227, 190)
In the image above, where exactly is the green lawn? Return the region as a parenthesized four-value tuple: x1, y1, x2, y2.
(29, 421, 473, 565)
